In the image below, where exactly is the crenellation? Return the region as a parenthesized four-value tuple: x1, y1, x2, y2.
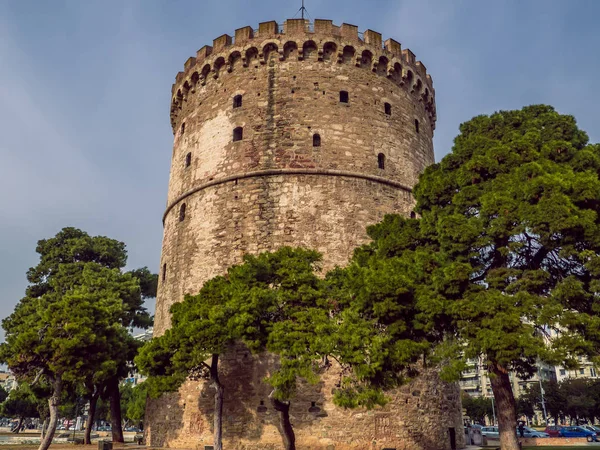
(340, 23, 359, 41)
(213, 34, 232, 52)
(364, 29, 383, 49)
(415, 61, 427, 78)
(314, 18, 334, 35)
(196, 45, 213, 63)
(284, 18, 308, 35)
(402, 48, 416, 64)
(385, 38, 402, 57)
(183, 56, 196, 72)
(234, 26, 254, 44)
(258, 20, 279, 37)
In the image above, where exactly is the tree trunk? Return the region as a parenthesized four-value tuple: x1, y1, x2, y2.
(269, 390, 296, 450)
(38, 377, 62, 450)
(108, 377, 124, 442)
(209, 354, 224, 450)
(489, 363, 519, 450)
(13, 416, 23, 434)
(40, 418, 48, 440)
(84, 391, 100, 445)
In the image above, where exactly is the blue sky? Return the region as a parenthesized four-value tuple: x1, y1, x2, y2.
(0, 0, 598, 335)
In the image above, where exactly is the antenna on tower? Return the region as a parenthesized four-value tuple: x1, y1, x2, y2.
(293, 0, 310, 20)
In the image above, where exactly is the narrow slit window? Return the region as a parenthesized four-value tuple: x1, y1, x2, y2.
(313, 134, 321, 147)
(162, 264, 167, 282)
(378, 153, 385, 170)
(384, 102, 392, 115)
(233, 127, 243, 142)
(339, 90, 349, 103)
(180, 122, 185, 135)
(179, 203, 186, 222)
(233, 95, 242, 108)
(415, 119, 420, 133)
(185, 152, 192, 168)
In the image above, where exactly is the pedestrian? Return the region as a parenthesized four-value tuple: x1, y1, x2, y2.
(518, 420, 525, 438)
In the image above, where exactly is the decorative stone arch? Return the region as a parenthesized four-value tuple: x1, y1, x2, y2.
(322, 41, 337, 62)
(403, 69, 414, 91)
(360, 49, 373, 69)
(376, 55, 389, 77)
(301, 40, 318, 61)
(175, 89, 183, 110)
(182, 80, 192, 100)
(413, 78, 423, 96)
(200, 64, 211, 85)
(283, 41, 299, 60)
(190, 71, 200, 90)
(228, 51, 242, 72)
(391, 62, 403, 84)
(212, 57, 226, 79)
(261, 42, 279, 64)
(244, 47, 259, 67)
(342, 45, 356, 64)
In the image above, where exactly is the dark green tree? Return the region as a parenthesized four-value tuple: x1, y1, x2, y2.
(0, 228, 154, 450)
(121, 382, 147, 429)
(461, 392, 494, 424)
(0, 385, 8, 404)
(349, 105, 600, 450)
(137, 247, 328, 450)
(1, 385, 40, 433)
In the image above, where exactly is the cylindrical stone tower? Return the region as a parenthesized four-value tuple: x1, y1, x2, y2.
(149, 19, 464, 450)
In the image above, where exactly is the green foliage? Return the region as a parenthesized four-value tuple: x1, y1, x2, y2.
(461, 392, 494, 424)
(1, 385, 41, 419)
(137, 247, 327, 401)
(0, 385, 8, 404)
(0, 227, 154, 423)
(120, 383, 147, 425)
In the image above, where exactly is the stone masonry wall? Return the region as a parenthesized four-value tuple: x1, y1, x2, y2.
(150, 19, 465, 450)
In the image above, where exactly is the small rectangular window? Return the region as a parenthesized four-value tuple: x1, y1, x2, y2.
(233, 127, 243, 142)
(415, 119, 420, 133)
(340, 90, 349, 103)
(560, 369, 566, 375)
(384, 102, 391, 115)
(233, 95, 242, 108)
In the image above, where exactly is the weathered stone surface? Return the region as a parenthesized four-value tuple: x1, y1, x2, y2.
(150, 18, 463, 450)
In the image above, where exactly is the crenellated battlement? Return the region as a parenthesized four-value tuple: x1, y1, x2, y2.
(169, 19, 436, 132)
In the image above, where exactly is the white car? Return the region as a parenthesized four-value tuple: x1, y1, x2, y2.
(481, 426, 499, 439)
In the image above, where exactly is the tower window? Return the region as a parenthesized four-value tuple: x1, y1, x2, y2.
(339, 91, 349, 103)
(233, 95, 242, 108)
(233, 127, 243, 142)
(185, 152, 192, 168)
(180, 122, 185, 135)
(415, 119, 420, 133)
(384, 102, 392, 115)
(179, 203, 186, 222)
(410, 211, 416, 219)
(313, 134, 321, 147)
(378, 153, 385, 170)
(162, 264, 167, 282)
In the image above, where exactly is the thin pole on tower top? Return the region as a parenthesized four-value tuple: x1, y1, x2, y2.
(301, 0, 306, 19)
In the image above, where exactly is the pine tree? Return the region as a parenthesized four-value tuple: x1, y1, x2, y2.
(356, 105, 600, 450)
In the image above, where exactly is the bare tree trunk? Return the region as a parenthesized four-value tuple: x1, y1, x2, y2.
(108, 377, 124, 443)
(489, 364, 519, 450)
(13, 417, 23, 434)
(40, 418, 48, 440)
(209, 354, 224, 450)
(269, 390, 295, 450)
(38, 377, 62, 450)
(84, 391, 100, 444)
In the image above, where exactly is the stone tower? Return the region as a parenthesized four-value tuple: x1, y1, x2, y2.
(149, 18, 464, 450)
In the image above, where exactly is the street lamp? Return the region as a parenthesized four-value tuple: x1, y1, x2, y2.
(538, 375, 548, 425)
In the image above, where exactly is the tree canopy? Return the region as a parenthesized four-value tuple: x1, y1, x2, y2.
(0, 228, 155, 450)
(366, 105, 600, 450)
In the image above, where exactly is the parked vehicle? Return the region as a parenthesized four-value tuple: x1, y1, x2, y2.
(545, 425, 562, 437)
(481, 426, 499, 439)
(581, 424, 600, 434)
(560, 426, 598, 442)
(516, 426, 549, 438)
